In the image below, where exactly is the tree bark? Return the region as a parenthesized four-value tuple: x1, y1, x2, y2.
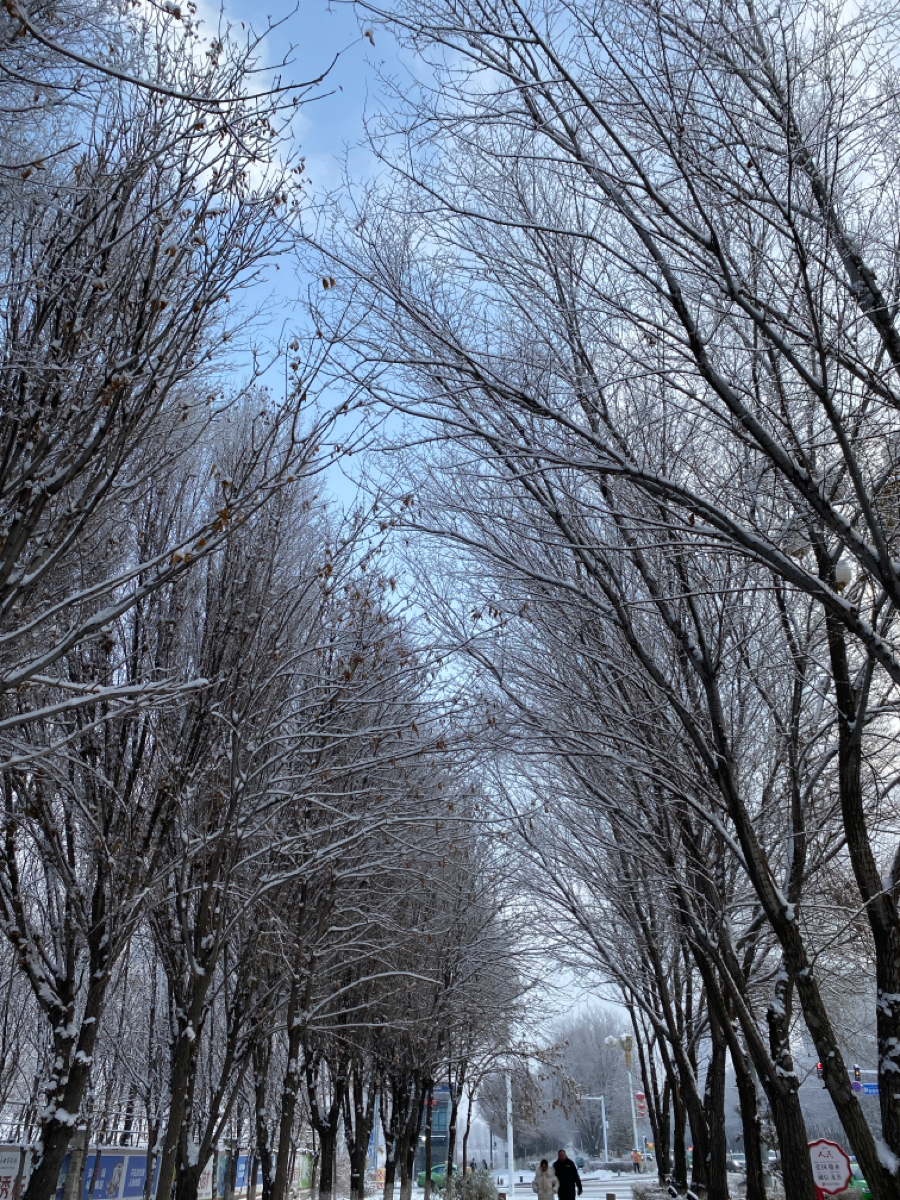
(155, 960, 215, 1200)
(344, 1064, 376, 1200)
(253, 1041, 274, 1200)
(423, 1084, 433, 1200)
(397, 1077, 426, 1200)
(703, 1011, 728, 1200)
(382, 1156, 397, 1200)
(824, 614, 900, 1171)
(271, 983, 303, 1200)
(460, 1089, 473, 1178)
(672, 1084, 688, 1194)
(21, 962, 108, 1200)
(730, 1037, 765, 1200)
(304, 1053, 347, 1200)
(380, 1076, 403, 1200)
(446, 1065, 465, 1179)
(656, 1081, 670, 1190)
(317, 1131, 336, 1200)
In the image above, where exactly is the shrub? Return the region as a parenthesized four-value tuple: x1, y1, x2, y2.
(457, 1168, 498, 1200)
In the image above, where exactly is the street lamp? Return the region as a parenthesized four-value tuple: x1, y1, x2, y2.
(506, 1072, 515, 1200)
(604, 1035, 640, 1156)
(581, 1097, 609, 1163)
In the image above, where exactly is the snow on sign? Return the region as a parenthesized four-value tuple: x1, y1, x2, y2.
(808, 1139, 852, 1197)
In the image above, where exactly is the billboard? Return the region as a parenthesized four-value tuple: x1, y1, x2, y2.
(0, 1149, 25, 1200)
(82, 1156, 126, 1200)
(122, 1155, 160, 1199)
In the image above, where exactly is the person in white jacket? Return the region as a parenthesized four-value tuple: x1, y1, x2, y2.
(531, 1161, 559, 1200)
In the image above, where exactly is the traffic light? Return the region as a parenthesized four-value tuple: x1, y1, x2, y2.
(854, 1065, 861, 1082)
(816, 1063, 824, 1080)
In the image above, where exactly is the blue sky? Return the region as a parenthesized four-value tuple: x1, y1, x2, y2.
(223, 0, 386, 189)
(194, 0, 399, 503)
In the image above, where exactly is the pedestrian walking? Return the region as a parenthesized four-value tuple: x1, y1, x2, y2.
(630, 1149, 641, 1174)
(552, 1151, 582, 1200)
(531, 1161, 558, 1200)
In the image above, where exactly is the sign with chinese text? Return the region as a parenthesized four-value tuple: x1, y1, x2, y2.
(808, 1139, 851, 1197)
(83, 1157, 126, 1200)
(0, 1150, 24, 1200)
(197, 1160, 213, 1200)
(122, 1154, 159, 1199)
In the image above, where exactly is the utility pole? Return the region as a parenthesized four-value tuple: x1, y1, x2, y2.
(371, 1094, 380, 1174)
(506, 1072, 515, 1200)
(626, 1070, 639, 1155)
(604, 1035, 640, 1156)
(582, 1098, 608, 1162)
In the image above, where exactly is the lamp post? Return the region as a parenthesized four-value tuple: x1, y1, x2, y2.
(581, 1097, 609, 1162)
(604, 1035, 640, 1156)
(506, 1073, 515, 1200)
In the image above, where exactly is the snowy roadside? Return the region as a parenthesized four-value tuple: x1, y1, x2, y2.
(631, 1177, 788, 1200)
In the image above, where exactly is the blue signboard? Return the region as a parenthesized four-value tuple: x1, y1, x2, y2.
(123, 1155, 160, 1199)
(55, 1154, 72, 1200)
(82, 1157, 125, 1200)
(864, 1082, 880, 1095)
(215, 1157, 228, 1200)
(234, 1159, 248, 1191)
(234, 1158, 261, 1191)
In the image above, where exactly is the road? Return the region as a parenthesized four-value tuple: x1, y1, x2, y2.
(579, 1179, 640, 1197)
(410, 1179, 642, 1200)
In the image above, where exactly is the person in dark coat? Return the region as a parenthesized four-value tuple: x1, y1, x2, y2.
(552, 1151, 582, 1200)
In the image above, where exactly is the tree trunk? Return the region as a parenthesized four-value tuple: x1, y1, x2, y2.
(731, 1039, 765, 1200)
(446, 1067, 464, 1179)
(398, 1143, 415, 1200)
(394, 1075, 426, 1200)
(156, 982, 212, 1200)
(382, 1157, 396, 1200)
(703, 1012, 728, 1200)
(175, 1163, 202, 1200)
(682, 1066, 709, 1196)
(253, 1041, 274, 1200)
(630, 1007, 667, 1189)
(673, 875, 817, 1199)
(350, 1138, 368, 1200)
(423, 1085, 433, 1200)
(460, 1092, 473, 1178)
(656, 1081, 671, 1189)
(380, 1080, 401, 1200)
(225, 1150, 238, 1200)
(270, 986, 303, 1200)
(345, 1071, 375, 1200)
(672, 1085, 688, 1194)
(22, 984, 106, 1200)
(317, 1130, 337, 1200)
(141, 1131, 159, 1200)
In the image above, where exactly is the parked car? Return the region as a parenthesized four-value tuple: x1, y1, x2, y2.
(416, 1164, 452, 1189)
